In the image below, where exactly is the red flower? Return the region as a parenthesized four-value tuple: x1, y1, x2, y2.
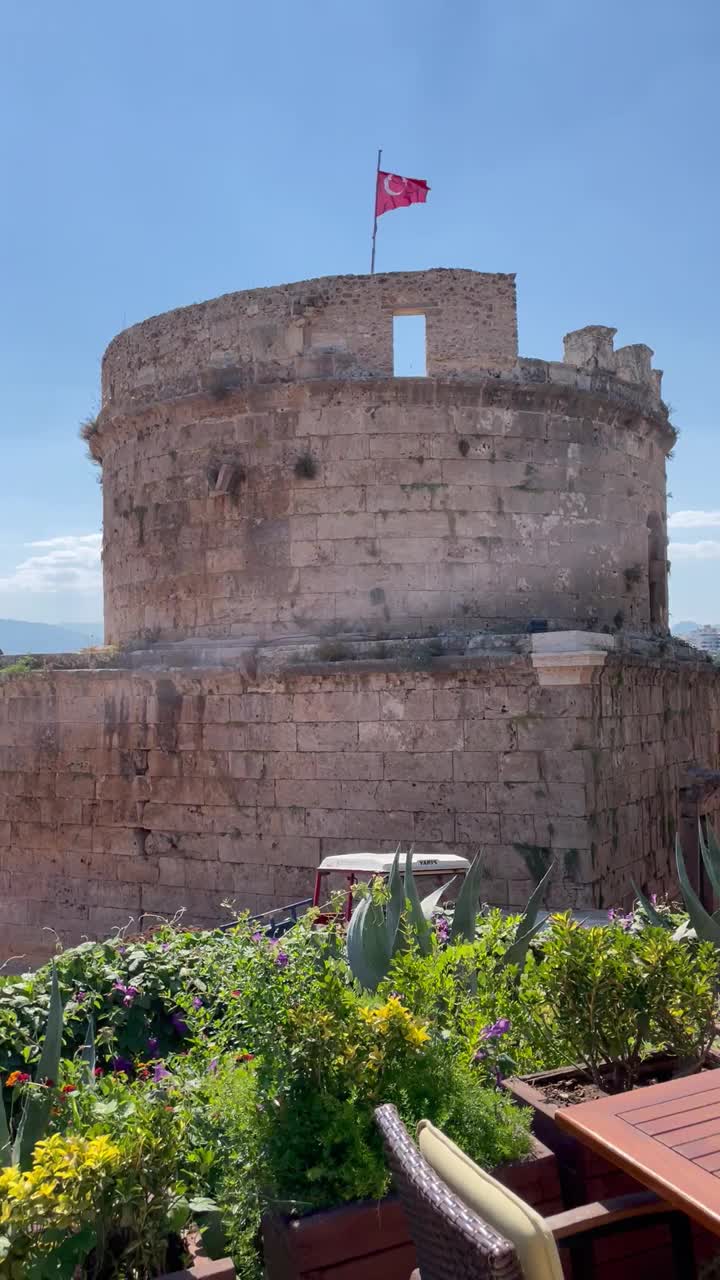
(94, 1067, 104, 1077)
(230, 990, 241, 998)
(5, 1071, 31, 1088)
(61, 1084, 77, 1095)
(236, 1052, 255, 1064)
(40, 1078, 55, 1088)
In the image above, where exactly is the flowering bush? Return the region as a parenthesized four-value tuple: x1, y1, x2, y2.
(0, 1133, 122, 1277)
(2, 899, 714, 1278)
(517, 913, 720, 1091)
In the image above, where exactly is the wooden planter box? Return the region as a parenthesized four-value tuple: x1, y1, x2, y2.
(504, 1061, 720, 1277)
(504, 1057, 720, 1205)
(161, 1262, 234, 1280)
(160, 1233, 235, 1279)
(262, 1139, 561, 1280)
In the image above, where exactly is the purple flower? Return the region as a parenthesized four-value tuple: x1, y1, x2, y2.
(608, 907, 633, 932)
(147, 1037, 159, 1057)
(160, 942, 170, 952)
(152, 1062, 170, 1082)
(435, 916, 450, 944)
(473, 1049, 488, 1063)
(171, 1011, 188, 1037)
(480, 1018, 511, 1041)
(112, 982, 127, 995)
(110, 1055, 133, 1075)
(208, 1058, 218, 1074)
(274, 950, 289, 969)
(251, 932, 264, 943)
(650, 893, 658, 905)
(192, 996, 203, 1010)
(117, 946, 127, 956)
(122, 985, 140, 1008)
(74, 990, 86, 1003)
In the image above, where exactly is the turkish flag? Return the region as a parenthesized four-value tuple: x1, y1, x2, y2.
(375, 171, 430, 217)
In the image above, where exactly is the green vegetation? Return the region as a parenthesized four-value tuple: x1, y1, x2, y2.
(0, 656, 40, 681)
(0, 858, 718, 1278)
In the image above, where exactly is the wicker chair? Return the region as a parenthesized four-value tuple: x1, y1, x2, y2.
(375, 1104, 697, 1280)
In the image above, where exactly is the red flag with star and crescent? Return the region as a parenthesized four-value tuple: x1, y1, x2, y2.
(375, 171, 430, 217)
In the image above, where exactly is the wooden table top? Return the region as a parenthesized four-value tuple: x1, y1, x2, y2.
(556, 1070, 720, 1235)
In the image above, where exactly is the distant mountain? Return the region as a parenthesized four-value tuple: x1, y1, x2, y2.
(0, 619, 104, 656)
(672, 621, 700, 636)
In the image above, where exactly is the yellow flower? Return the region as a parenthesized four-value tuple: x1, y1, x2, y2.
(359, 998, 431, 1048)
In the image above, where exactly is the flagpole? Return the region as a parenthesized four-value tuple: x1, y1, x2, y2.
(370, 148, 382, 274)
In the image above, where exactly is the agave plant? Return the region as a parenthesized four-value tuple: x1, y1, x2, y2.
(0, 962, 64, 1168)
(346, 848, 554, 991)
(673, 822, 720, 948)
(0, 962, 96, 1170)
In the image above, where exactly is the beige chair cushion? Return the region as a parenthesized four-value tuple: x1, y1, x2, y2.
(417, 1120, 564, 1280)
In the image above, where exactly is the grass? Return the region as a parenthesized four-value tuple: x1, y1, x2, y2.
(0, 656, 41, 680)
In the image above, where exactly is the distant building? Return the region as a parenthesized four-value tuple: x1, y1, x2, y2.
(687, 626, 720, 655)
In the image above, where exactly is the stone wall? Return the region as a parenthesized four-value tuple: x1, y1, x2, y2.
(100, 377, 670, 645)
(101, 270, 520, 403)
(1, 652, 718, 970)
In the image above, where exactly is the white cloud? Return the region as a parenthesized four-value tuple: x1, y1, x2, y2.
(0, 533, 102, 595)
(668, 510, 720, 529)
(669, 540, 720, 561)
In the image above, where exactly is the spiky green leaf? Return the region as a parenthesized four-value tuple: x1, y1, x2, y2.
(676, 835, 720, 949)
(14, 962, 64, 1168)
(699, 821, 720, 905)
(80, 1016, 96, 1085)
(386, 847, 405, 954)
(450, 854, 484, 944)
(516, 860, 555, 938)
(404, 849, 432, 955)
(501, 918, 547, 970)
(632, 881, 669, 928)
(0, 1092, 10, 1169)
(346, 896, 392, 991)
(346, 898, 375, 990)
(420, 877, 456, 920)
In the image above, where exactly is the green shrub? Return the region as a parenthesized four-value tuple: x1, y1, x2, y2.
(518, 914, 719, 1091)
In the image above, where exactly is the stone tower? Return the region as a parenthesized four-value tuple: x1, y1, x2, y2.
(1, 270, 718, 970)
(97, 270, 670, 644)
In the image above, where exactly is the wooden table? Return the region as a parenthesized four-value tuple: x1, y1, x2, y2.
(556, 1071, 720, 1235)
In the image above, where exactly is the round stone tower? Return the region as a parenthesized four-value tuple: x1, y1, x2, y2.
(96, 270, 673, 646)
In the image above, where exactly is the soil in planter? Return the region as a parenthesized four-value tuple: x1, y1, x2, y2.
(537, 1060, 719, 1109)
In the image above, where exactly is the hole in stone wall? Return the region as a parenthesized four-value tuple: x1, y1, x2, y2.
(393, 314, 426, 377)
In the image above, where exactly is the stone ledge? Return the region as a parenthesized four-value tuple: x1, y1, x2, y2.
(531, 631, 615, 686)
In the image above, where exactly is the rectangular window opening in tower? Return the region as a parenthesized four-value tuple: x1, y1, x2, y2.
(393, 313, 426, 377)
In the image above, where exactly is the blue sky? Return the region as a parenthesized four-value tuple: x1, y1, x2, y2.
(1, 0, 718, 628)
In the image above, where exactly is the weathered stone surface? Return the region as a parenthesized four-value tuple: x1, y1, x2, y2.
(1, 269, 710, 971)
(95, 270, 672, 645)
(0, 654, 718, 969)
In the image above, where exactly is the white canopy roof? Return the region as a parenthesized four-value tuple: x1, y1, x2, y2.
(317, 852, 471, 875)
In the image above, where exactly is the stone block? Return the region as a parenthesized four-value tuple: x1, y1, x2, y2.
(297, 722, 358, 751)
(383, 752, 454, 782)
(292, 692, 380, 722)
(358, 721, 463, 753)
(499, 752, 541, 782)
(379, 690, 434, 721)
